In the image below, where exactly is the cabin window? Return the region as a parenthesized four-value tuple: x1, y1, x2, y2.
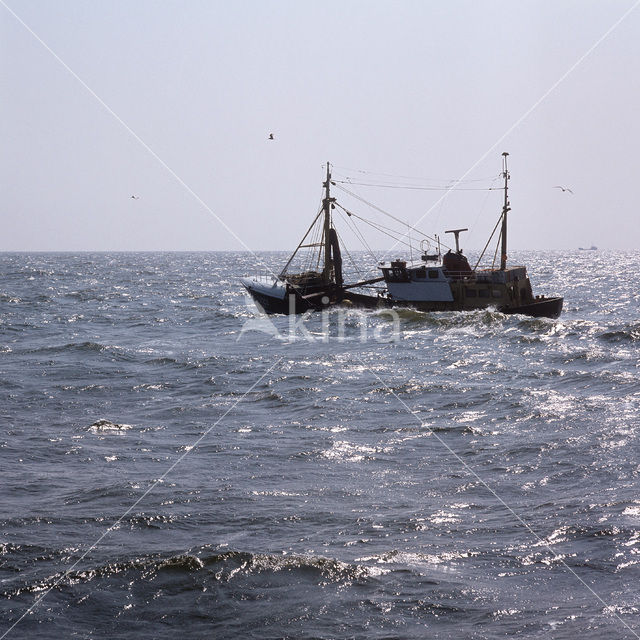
(465, 288, 477, 297)
(492, 289, 502, 298)
(428, 270, 439, 279)
(385, 267, 410, 283)
(479, 289, 490, 298)
(414, 268, 426, 279)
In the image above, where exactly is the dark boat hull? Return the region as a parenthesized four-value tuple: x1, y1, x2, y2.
(500, 296, 563, 319)
(247, 290, 564, 319)
(244, 284, 347, 315)
(244, 289, 312, 315)
(245, 284, 563, 320)
(385, 297, 563, 319)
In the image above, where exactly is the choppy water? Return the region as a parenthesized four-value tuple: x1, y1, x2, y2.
(1, 251, 639, 639)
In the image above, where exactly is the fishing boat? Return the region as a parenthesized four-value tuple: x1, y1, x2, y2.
(241, 154, 563, 318)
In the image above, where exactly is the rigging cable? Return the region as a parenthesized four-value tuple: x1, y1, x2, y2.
(468, 174, 502, 241)
(308, 186, 326, 274)
(312, 213, 324, 273)
(333, 225, 363, 282)
(334, 183, 451, 251)
(335, 207, 380, 268)
(335, 202, 429, 255)
(492, 229, 502, 270)
(332, 179, 502, 191)
(280, 207, 323, 276)
(473, 213, 503, 271)
(332, 165, 500, 184)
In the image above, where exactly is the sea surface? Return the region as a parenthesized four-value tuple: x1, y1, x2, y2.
(1, 250, 639, 639)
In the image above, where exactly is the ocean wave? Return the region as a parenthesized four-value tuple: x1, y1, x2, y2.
(218, 388, 286, 405)
(599, 323, 640, 343)
(357, 549, 478, 569)
(319, 440, 391, 463)
(62, 290, 106, 302)
(143, 356, 207, 370)
(2, 549, 383, 598)
(391, 307, 507, 329)
(61, 483, 133, 506)
(516, 316, 558, 333)
(0, 321, 41, 334)
(204, 550, 383, 583)
(366, 380, 447, 396)
(506, 523, 639, 565)
(87, 419, 133, 433)
(125, 513, 182, 529)
(20, 341, 133, 360)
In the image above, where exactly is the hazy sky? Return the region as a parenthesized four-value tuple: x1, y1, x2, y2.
(1, 0, 639, 252)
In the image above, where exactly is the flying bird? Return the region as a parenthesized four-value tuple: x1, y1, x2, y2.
(130, 195, 139, 199)
(553, 185, 573, 194)
(268, 133, 274, 140)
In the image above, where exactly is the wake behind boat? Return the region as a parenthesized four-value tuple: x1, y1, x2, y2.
(241, 154, 563, 319)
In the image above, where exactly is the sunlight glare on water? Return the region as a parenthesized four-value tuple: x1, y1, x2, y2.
(0, 250, 639, 639)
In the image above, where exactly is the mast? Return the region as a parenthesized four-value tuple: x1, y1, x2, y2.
(322, 162, 334, 283)
(500, 152, 510, 271)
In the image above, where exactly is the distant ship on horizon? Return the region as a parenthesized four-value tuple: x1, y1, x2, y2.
(579, 245, 598, 251)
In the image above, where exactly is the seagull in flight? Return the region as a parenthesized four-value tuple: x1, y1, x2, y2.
(130, 195, 139, 199)
(553, 185, 573, 194)
(268, 133, 274, 140)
